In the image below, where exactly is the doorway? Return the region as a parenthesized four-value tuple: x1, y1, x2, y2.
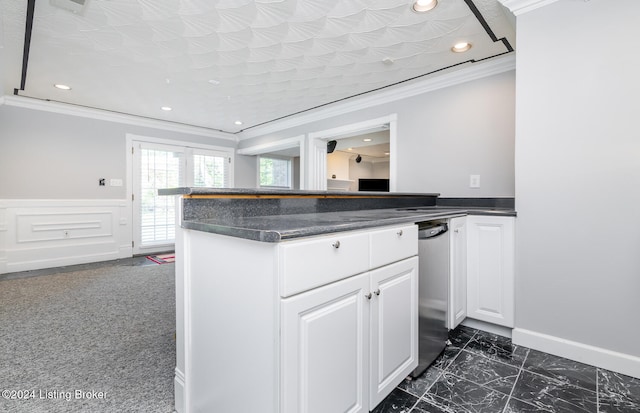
(128, 135, 234, 254)
(308, 114, 397, 191)
(327, 128, 390, 191)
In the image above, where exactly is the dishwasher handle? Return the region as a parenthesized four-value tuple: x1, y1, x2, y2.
(418, 223, 448, 239)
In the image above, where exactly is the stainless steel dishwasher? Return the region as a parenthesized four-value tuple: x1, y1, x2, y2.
(410, 220, 449, 378)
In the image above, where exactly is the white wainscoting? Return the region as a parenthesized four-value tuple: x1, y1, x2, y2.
(0, 199, 132, 274)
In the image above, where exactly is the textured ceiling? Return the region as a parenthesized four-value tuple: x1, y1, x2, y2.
(0, 0, 515, 134)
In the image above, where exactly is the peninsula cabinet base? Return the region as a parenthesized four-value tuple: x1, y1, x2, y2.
(175, 224, 418, 413)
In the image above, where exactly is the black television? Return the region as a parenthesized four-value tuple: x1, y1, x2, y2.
(358, 178, 389, 192)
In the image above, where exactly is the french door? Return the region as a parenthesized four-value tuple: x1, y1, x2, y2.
(131, 140, 232, 254)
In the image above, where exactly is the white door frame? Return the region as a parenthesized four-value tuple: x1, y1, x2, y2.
(126, 133, 235, 254)
(307, 114, 398, 191)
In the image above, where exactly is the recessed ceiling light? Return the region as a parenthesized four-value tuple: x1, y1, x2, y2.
(451, 42, 472, 53)
(412, 0, 438, 13)
(382, 57, 394, 65)
(384, 152, 390, 155)
(347, 148, 353, 151)
(234, 120, 243, 125)
(161, 106, 172, 111)
(208, 79, 220, 85)
(363, 138, 372, 142)
(54, 84, 71, 90)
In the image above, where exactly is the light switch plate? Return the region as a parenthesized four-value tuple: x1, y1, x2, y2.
(110, 178, 123, 187)
(469, 175, 480, 188)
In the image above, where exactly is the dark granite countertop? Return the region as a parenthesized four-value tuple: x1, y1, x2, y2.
(160, 187, 440, 197)
(181, 206, 516, 242)
(164, 188, 515, 242)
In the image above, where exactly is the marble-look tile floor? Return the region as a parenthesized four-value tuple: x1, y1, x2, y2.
(374, 325, 640, 413)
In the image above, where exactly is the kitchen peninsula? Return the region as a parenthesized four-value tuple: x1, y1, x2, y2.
(161, 188, 516, 413)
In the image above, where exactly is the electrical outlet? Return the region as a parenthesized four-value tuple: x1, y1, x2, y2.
(469, 175, 480, 188)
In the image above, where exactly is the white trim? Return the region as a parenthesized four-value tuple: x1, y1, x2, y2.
(126, 133, 235, 153)
(498, 0, 560, 16)
(2, 95, 238, 142)
(461, 318, 512, 339)
(1, 199, 128, 208)
(308, 114, 398, 192)
(237, 135, 305, 156)
(0, 203, 6, 274)
(238, 55, 515, 140)
(512, 328, 640, 379)
(0, 199, 131, 274)
(307, 115, 397, 141)
(174, 367, 186, 413)
(0, 96, 5, 106)
(388, 119, 398, 193)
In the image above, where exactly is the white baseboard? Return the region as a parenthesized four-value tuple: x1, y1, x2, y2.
(5, 246, 131, 273)
(462, 318, 512, 339)
(174, 368, 185, 413)
(512, 328, 640, 379)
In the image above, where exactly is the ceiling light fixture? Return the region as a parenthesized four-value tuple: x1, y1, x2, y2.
(54, 84, 71, 90)
(412, 0, 438, 13)
(208, 79, 220, 85)
(363, 138, 372, 142)
(347, 148, 353, 151)
(234, 121, 243, 125)
(161, 106, 172, 111)
(451, 42, 472, 53)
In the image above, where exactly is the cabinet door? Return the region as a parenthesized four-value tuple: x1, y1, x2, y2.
(281, 273, 370, 413)
(466, 216, 515, 327)
(449, 217, 467, 330)
(369, 257, 418, 408)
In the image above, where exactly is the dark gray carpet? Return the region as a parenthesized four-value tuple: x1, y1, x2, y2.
(0, 262, 176, 412)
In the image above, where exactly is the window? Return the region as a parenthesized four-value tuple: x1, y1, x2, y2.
(139, 147, 184, 246)
(192, 151, 229, 188)
(131, 137, 233, 254)
(259, 156, 292, 189)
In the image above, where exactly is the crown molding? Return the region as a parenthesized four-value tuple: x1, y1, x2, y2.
(498, 0, 560, 16)
(0, 95, 238, 142)
(238, 54, 516, 141)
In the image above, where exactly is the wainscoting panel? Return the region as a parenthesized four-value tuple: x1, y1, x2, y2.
(0, 199, 132, 274)
(0, 203, 7, 274)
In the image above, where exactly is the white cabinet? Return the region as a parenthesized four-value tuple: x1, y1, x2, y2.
(281, 273, 370, 413)
(448, 216, 467, 330)
(466, 215, 515, 327)
(281, 257, 418, 413)
(177, 224, 418, 413)
(369, 258, 418, 407)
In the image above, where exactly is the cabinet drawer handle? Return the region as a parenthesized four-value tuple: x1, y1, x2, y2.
(365, 292, 372, 300)
(397, 230, 403, 236)
(374, 289, 381, 296)
(332, 240, 341, 249)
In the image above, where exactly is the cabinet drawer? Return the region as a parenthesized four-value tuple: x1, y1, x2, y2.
(279, 231, 370, 297)
(369, 224, 418, 269)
